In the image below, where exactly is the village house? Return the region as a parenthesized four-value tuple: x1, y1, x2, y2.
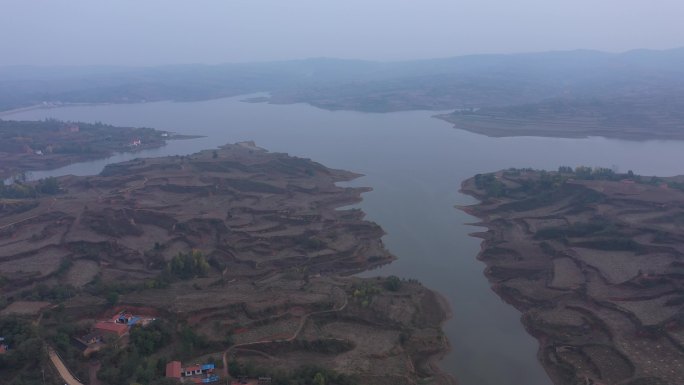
(93, 321, 128, 337)
(83, 310, 156, 343)
(76, 310, 159, 355)
(166, 361, 182, 379)
(112, 310, 143, 326)
(165, 361, 219, 383)
(0, 337, 8, 354)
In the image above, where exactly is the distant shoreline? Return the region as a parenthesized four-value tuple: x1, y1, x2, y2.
(0, 118, 202, 181)
(0, 102, 111, 117)
(7, 99, 683, 144)
(436, 111, 684, 142)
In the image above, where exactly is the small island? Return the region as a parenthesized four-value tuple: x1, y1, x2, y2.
(0, 119, 196, 180)
(0, 143, 453, 385)
(461, 167, 684, 385)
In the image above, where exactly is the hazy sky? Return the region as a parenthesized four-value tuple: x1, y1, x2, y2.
(1, 0, 683, 66)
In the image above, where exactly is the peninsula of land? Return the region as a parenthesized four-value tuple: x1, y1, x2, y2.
(0, 119, 197, 180)
(461, 168, 684, 385)
(437, 97, 684, 141)
(0, 143, 453, 385)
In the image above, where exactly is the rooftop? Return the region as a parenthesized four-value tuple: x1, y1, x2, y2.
(94, 321, 128, 336)
(166, 361, 182, 378)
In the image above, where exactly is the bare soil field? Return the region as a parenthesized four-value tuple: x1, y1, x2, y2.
(462, 170, 684, 385)
(0, 142, 453, 385)
(228, 278, 450, 385)
(0, 300, 51, 316)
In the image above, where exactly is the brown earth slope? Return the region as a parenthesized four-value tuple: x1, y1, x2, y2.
(0, 142, 453, 385)
(462, 169, 684, 385)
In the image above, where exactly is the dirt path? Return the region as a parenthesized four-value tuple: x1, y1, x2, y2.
(118, 177, 148, 194)
(0, 198, 57, 230)
(221, 290, 349, 380)
(89, 360, 103, 385)
(48, 347, 84, 385)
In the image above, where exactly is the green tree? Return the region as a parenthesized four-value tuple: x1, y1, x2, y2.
(36, 177, 60, 194)
(384, 275, 402, 291)
(167, 250, 209, 279)
(313, 372, 327, 385)
(106, 291, 119, 305)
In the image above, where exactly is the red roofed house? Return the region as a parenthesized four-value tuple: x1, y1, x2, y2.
(184, 365, 201, 377)
(166, 361, 218, 382)
(166, 361, 182, 379)
(94, 321, 128, 337)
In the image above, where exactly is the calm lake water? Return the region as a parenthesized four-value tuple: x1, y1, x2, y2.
(7, 96, 684, 385)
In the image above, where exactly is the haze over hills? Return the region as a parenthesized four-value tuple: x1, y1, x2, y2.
(2, 47, 684, 139)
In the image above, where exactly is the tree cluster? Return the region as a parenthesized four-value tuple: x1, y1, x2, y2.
(166, 250, 210, 280)
(229, 361, 358, 385)
(0, 177, 60, 199)
(0, 317, 47, 385)
(383, 275, 402, 292)
(97, 320, 173, 385)
(474, 173, 507, 197)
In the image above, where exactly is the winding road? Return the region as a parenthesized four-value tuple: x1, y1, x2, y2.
(221, 288, 349, 381)
(48, 346, 84, 385)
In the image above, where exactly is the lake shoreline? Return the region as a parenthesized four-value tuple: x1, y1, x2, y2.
(16, 95, 684, 384)
(436, 113, 684, 142)
(1, 142, 457, 384)
(7, 98, 684, 143)
(459, 169, 684, 385)
(0, 117, 202, 182)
